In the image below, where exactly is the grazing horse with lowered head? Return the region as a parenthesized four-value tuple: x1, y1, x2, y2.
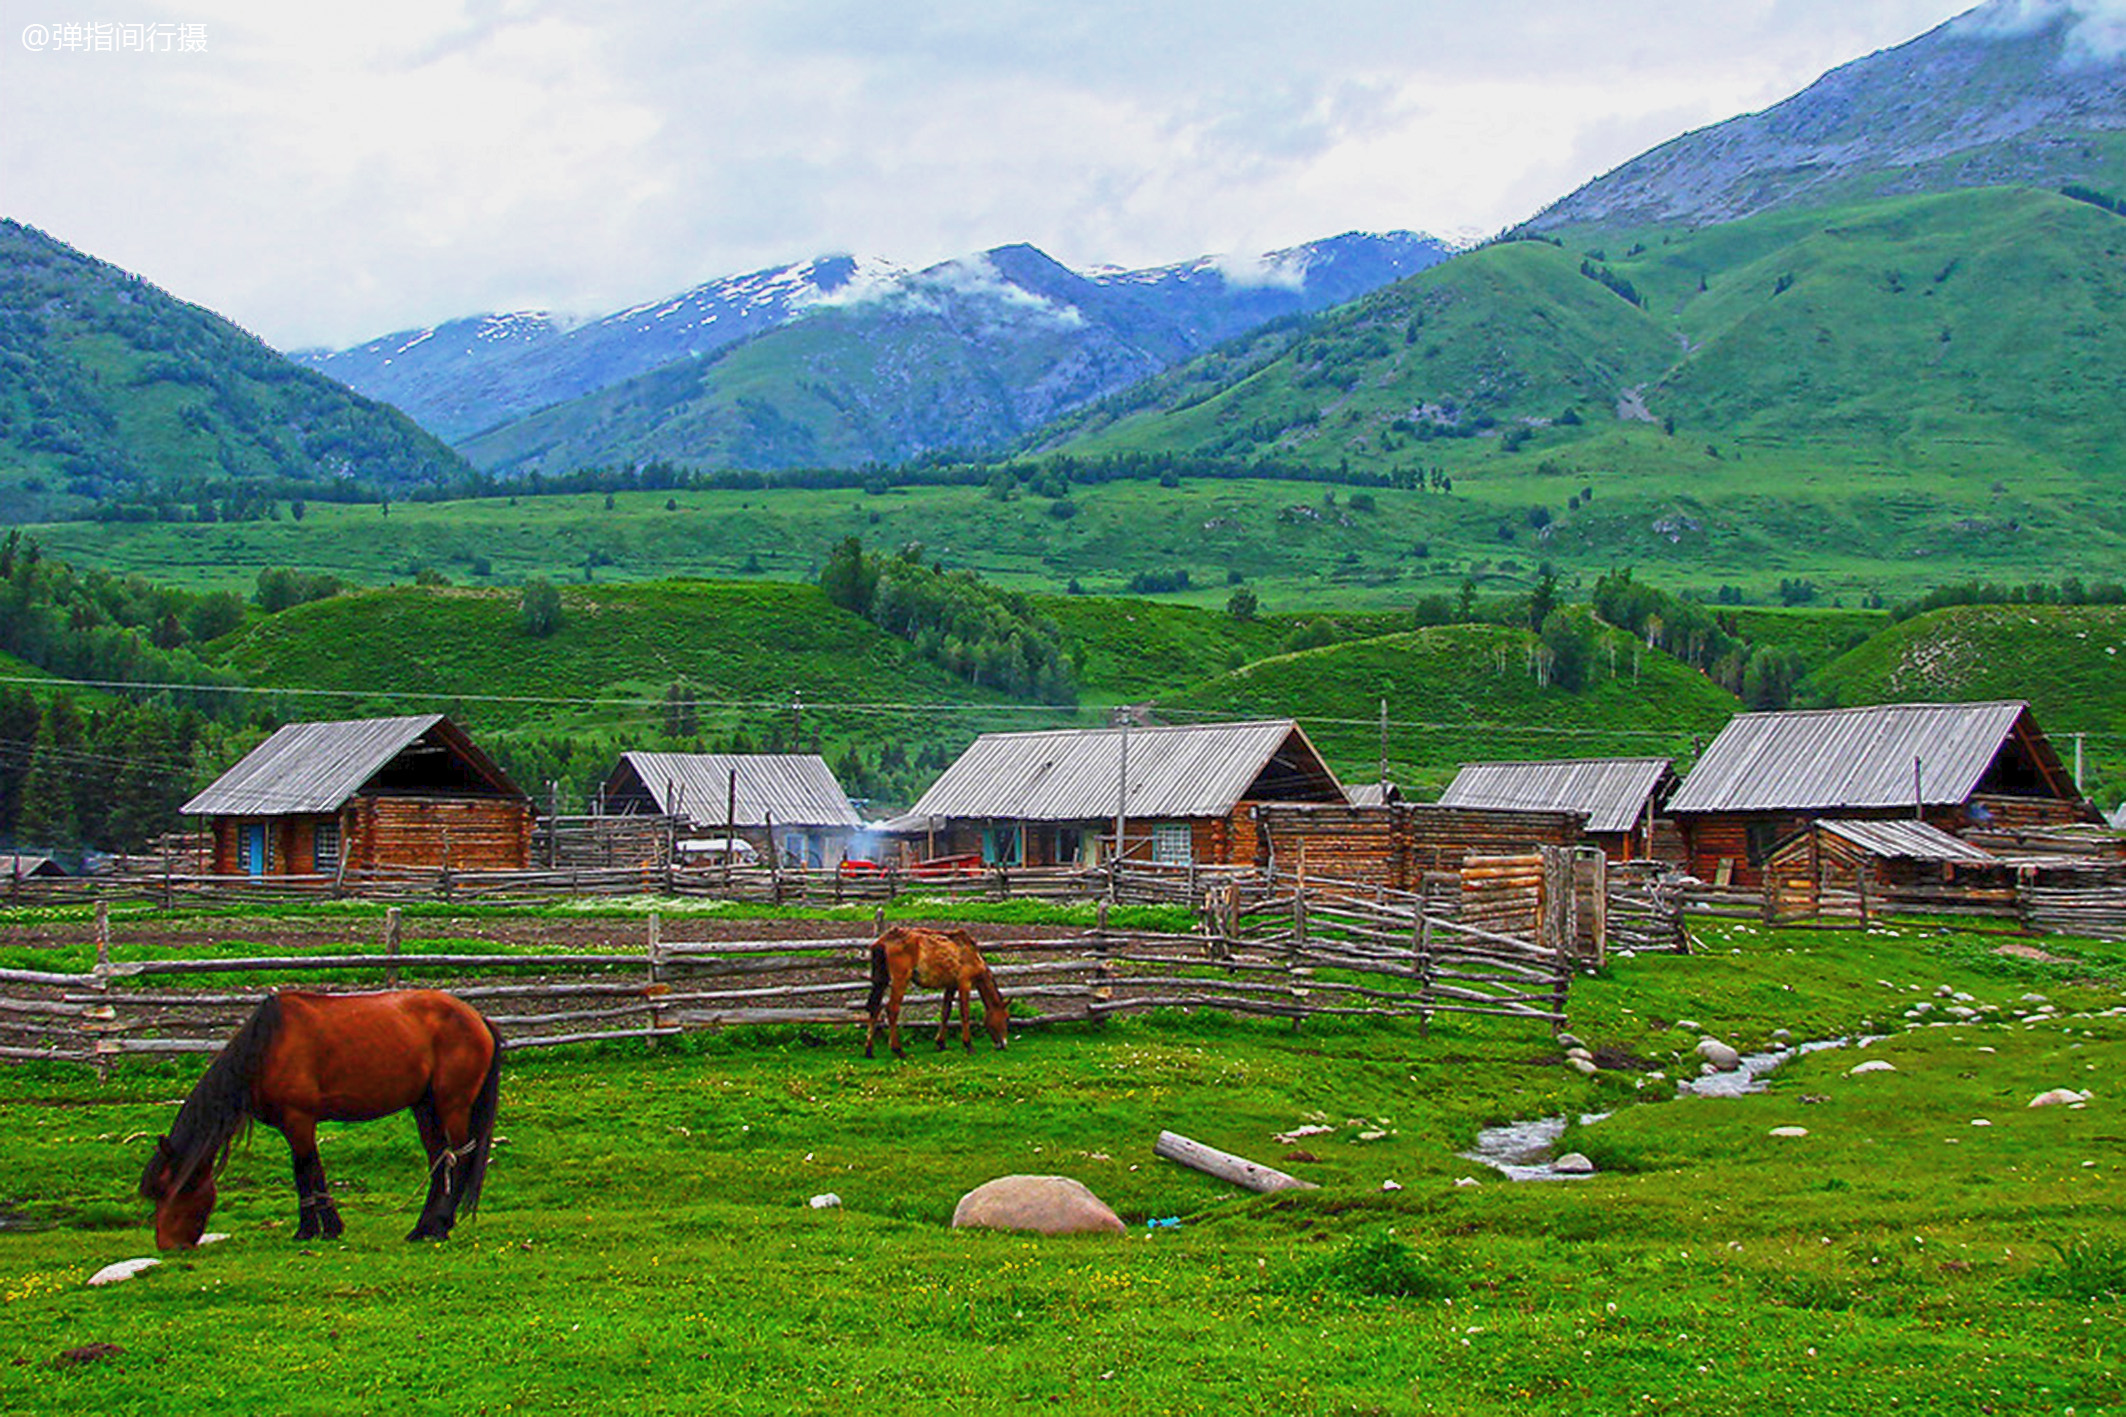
(864, 926, 1009, 1059)
(138, 989, 502, 1250)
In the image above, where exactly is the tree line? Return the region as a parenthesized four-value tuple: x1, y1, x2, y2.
(820, 537, 1076, 705)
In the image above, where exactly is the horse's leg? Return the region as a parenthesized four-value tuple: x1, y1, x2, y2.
(283, 1114, 343, 1241)
(958, 976, 976, 1052)
(407, 1097, 453, 1242)
(887, 976, 910, 1059)
(934, 982, 954, 1050)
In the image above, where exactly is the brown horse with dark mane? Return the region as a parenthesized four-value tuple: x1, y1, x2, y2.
(139, 990, 502, 1250)
(864, 926, 1009, 1059)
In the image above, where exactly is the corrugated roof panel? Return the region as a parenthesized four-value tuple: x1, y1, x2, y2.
(182, 715, 446, 816)
(909, 721, 1342, 822)
(1819, 819, 1999, 864)
(618, 752, 863, 830)
(1668, 702, 2031, 814)
(1438, 758, 1673, 834)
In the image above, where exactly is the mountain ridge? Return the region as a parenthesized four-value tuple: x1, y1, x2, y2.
(1520, 2, 2126, 236)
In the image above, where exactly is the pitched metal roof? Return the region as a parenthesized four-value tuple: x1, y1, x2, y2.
(908, 720, 1344, 823)
(182, 715, 522, 816)
(1438, 758, 1674, 834)
(0, 853, 65, 878)
(612, 752, 863, 830)
(1668, 701, 2038, 815)
(1818, 819, 1998, 864)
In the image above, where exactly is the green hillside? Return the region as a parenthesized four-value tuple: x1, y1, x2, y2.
(1157, 621, 1742, 796)
(210, 580, 1053, 811)
(1040, 189, 2126, 591)
(1805, 603, 2126, 807)
(0, 221, 468, 519)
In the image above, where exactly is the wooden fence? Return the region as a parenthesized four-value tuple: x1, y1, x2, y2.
(0, 878, 1576, 1068)
(5, 859, 1258, 911)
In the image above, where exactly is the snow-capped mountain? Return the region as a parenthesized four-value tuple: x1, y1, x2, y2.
(300, 233, 1450, 461)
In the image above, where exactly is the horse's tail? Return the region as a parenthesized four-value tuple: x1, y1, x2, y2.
(865, 937, 890, 1018)
(455, 1015, 505, 1220)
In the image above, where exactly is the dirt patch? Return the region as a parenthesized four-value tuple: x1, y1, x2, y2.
(1993, 941, 2078, 965)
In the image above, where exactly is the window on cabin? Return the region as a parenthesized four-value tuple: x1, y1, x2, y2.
(1153, 823, 1193, 866)
(1745, 820, 1782, 867)
(313, 820, 340, 872)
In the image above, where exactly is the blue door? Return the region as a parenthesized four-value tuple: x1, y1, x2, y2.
(240, 824, 266, 877)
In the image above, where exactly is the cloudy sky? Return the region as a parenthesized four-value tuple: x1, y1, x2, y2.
(0, 0, 2044, 349)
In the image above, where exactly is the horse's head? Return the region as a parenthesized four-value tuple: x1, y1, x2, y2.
(139, 1135, 216, 1251)
(985, 1000, 1011, 1051)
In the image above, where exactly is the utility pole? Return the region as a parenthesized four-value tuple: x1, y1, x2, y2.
(1378, 698, 1389, 799)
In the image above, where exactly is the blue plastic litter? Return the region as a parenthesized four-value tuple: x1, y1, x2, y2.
(1146, 1216, 1182, 1229)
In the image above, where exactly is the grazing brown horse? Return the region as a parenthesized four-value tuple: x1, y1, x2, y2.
(864, 926, 1009, 1059)
(138, 990, 502, 1250)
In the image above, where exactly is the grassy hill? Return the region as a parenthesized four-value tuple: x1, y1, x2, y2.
(1036, 189, 2126, 594)
(208, 581, 1054, 811)
(1805, 603, 2126, 808)
(0, 221, 467, 519)
(1156, 621, 1741, 796)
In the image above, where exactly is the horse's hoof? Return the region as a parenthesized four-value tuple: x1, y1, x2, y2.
(293, 1224, 318, 1242)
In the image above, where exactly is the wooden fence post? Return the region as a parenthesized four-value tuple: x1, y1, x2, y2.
(90, 901, 113, 1081)
(646, 911, 667, 1044)
(384, 906, 402, 988)
(872, 905, 886, 941)
(1415, 911, 1433, 1040)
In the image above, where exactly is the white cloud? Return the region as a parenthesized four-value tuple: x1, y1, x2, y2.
(0, 0, 1988, 348)
(1953, 0, 2126, 57)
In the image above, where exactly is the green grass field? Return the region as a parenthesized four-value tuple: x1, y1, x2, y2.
(1, 903, 2121, 1414)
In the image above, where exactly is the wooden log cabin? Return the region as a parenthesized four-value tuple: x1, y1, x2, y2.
(888, 720, 1346, 869)
(1763, 818, 2008, 919)
(598, 751, 865, 868)
(1252, 802, 1586, 893)
(1665, 700, 2098, 889)
(1435, 757, 1676, 862)
(182, 715, 533, 877)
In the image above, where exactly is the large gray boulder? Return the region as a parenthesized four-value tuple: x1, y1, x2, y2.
(951, 1175, 1125, 1236)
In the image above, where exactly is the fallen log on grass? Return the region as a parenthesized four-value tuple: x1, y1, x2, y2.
(1153, 1129, 1319, 1194)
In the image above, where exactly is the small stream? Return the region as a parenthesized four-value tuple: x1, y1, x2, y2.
(1462, 1035, 1876, 1181)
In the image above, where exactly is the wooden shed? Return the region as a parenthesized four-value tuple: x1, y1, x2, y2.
(598, 751, 865, 868)
(0, 853, 68, 881)
(1436, 757, 1676, 861)
(1666, 700, 2096, 888)
(183, 715, 532, 878)
(1764, 818, 2007, 919)
(1252, 802, 1587, 893)
(893, 720, 1346, 869)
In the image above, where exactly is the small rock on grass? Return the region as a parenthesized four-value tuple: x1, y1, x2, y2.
(1553, 1153, 1595, 1174)
(2029, 1089, 2092, 1108)
(1695, 1038, 1741, 1070)
(1769, 1127, 1809, 1138)
(1850, 1060, 1897, 1075)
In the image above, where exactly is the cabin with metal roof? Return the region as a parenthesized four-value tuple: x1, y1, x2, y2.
(1437, 757, 1677, 861)
(895, 720, 1346, 869)
(1666, 701, 2095, 887)
(1763, 820, 2008, 920)
(598, 752, 865, 868)
(183, 715, 532, 878)
(0, 853, 68, 881)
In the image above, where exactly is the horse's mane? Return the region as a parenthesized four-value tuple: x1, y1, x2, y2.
(140, 993, 282, 1196)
